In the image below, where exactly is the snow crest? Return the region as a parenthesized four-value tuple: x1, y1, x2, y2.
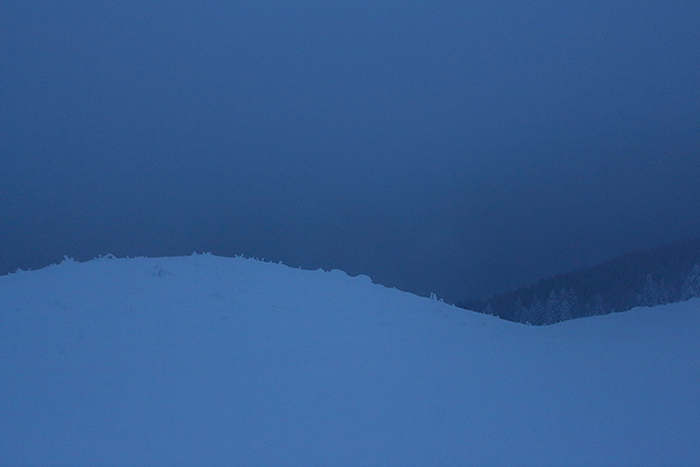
(1, 254, 698, 466)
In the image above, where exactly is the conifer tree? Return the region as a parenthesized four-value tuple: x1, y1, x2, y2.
(558, 288, 576, 321)
(682, 264, 700, 300)
(640, 273, 671, 306)
(544, 290, 560, 325)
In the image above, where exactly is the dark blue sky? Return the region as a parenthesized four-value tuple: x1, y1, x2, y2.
(2, 1, 699, 301)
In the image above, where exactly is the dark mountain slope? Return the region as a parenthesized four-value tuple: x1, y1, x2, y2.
(459, 237, 700, 325)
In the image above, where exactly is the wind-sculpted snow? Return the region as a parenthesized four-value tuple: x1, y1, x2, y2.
(1, 254, 698, 466)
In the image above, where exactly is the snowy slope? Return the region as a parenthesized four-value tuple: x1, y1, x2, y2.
(1, 254, 698, 466)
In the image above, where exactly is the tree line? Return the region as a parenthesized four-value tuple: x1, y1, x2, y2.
(459, 238, 700, 325)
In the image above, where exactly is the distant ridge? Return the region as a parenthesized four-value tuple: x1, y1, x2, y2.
(459, 237, 700, 325)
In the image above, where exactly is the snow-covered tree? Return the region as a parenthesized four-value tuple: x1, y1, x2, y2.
(590, 293, 606, 316)
(640, 273, 671, 307)
(516, 296, 542, 325)
(541, 288, 578, 324)
(529, 296, 544, 325)
(543, 290, 560, 325)
(558, 288, 576, 322)
(681, 264, 700, 300)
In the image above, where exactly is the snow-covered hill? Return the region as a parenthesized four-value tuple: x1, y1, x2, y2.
(1, 254, 698, 466)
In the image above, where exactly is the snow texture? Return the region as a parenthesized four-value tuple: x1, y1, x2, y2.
(1, 254, 698, 466)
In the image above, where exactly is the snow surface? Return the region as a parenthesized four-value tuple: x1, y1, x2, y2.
(1, 254, 698, 466)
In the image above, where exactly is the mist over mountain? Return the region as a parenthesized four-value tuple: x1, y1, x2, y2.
(3, 3, 699, 461)
(2, 2, 700, 303)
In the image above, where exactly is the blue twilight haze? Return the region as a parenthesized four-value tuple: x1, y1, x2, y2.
(1, 1, 699, 301)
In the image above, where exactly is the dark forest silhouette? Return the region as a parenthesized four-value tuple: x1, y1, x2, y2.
(459, 238, 700, 325)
